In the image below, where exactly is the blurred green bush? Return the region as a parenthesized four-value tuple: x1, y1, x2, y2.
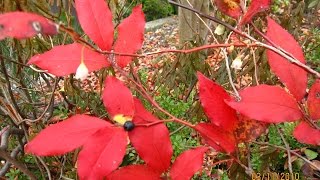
(142, 0, 174, 21)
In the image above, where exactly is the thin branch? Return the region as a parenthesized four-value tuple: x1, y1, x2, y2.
(0, 149, 36, 180)
(251, 23, 320, 79)
(111, 62, 195, 128)
(0, 146, 22, 176)
(251, 47, 259, 85)
(0, 127, 24, 149)
(252, 141, 320, 171)
(222, 48, 240, 99)
(18, 78, 59, 125)
(36, 156, 52, 180)
(102, 43, 256, 57)
(0, 53, 25, 119)
(0, 126, 10, 149)
(170, 125, 186, 135)
(229, 154, 254, 177)
(298, 104, 320, 130)
(135, 119, 173, 127)
(211, 158, 234, 167)
(276, 125, 294, 179)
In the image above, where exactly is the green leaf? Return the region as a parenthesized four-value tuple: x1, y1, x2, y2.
(308, 0, 319, 8)
(304, 149, 318, 160)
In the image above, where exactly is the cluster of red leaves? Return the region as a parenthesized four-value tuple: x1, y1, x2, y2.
(0, 1, 144, 72)
(193, 1, 319, 150)
(0, 1, 208, 179)
(226, 18, 320, 146)
(29, 1, 145, 75)
(25, 77, 208, 179)
(191, 1, 320, 153)
(1, 0, 320, 179)
(196, 72, 268, 153)
(212, 0, 271, 24)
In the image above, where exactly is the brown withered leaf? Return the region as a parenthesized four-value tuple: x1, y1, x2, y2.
(235, 115, 269, 143)
(212, 0, 242, 18)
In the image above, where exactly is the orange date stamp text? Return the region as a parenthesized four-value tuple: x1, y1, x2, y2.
(251, 172, 300, 180)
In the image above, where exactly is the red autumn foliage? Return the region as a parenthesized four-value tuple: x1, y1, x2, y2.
(107, 165, 161, 180)
(28, 2, 145, 78)
(266, 17, 307, 101)
(2, 0, 317, 178)
(170, 147, 208, 180)
(240, 0, 271, 25)
(114, 5, 146, 68)
(25, 76, 174, 178)
(196, 72, 268, 152)
(307, 80, 320, 120)
(77, 127, 127, 179)
(235, 115, 268, 143)
(226, 85, 302, 123)
(107, 147, 208, 180)
(197, 72, 238, 132)
(0, 12, 57, 40)
(103, 76, 135, 121)
(293, 122, 320, 146)
(25, 115, 111, 156)
(212, 0, 242, 18)
(28, 43, 110, 76)
(195, 123, 236, 153)
(129, 99, 173, 173)
(75, 0, 114, 51)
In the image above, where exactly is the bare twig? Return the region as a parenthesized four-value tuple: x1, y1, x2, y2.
(0, 127, 24, 149)
(0, 53, 25, 119)
(251, 47, 259, 85)
(276, 125, 294, 179)
(111, 62, 195, 128)
(135, 119, 174, 127)
(253, 141, 320, 171)
(18, 78, 59, 125)
(0, 146, 22, 176)
(0, 148, 36, 179)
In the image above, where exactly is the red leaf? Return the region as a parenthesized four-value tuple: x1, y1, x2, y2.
(107, 165, 161, 180)
(25, 115, 110, 156)
(235, 115, 268, 143)
(132, 98, 160, 124)
(28, 43, 110, 76)
(77, 127, 127, 179)
(307, 80, 320, 120)
(213, 0, 242, 18)
(114, 5, 145, 68)
(266, 17, 307, 101)
(240, 0, 271, 25)
(197, 72, 238, 132)
(75, 0, 114, 50)
(293, 122, 320, 145)
(129, 98, 172, 173)
(0, 12, 57, 40)
(102, 77, 134, 124)
(170, 147, 208, 180)
(226, 85, 302, 123)
(195, 123, 236, 153)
